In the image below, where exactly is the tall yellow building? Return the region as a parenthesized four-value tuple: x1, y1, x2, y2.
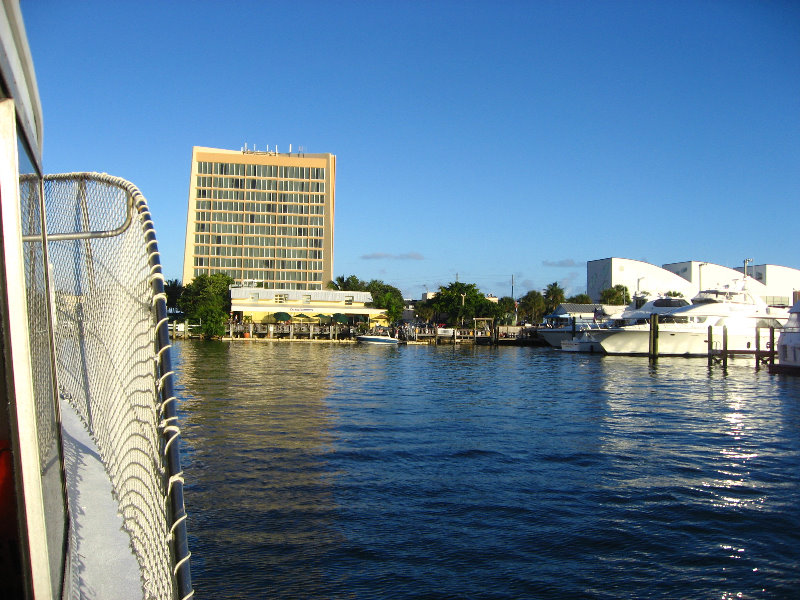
(182, 146, 335, 288)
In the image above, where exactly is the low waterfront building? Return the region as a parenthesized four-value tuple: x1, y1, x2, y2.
(230, 286, 389, 326)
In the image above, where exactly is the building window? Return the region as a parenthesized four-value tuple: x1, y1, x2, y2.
(345, 296, 353, 306)
(302, 294, 311, 304)
(275, 294, 288, 304)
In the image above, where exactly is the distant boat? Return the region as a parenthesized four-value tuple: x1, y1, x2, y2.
(356, 333, 400, 344)
(560, 332, 603, 353)
(773, 299, 800, 374)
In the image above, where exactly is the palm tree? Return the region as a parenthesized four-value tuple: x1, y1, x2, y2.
(518, 290, 545, 324)
(544, 282, 566, 314)
(599, 285, 630, 305)
(567, 293, 592, 304)
(164, 279, 183, 314)
(497, 296, 516, 325)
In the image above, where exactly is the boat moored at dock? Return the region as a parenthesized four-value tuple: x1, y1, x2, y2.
(772, 299, 800, 374)
(356, 332, 400, 344)
(594, 284, 788, 356)
(560, 332, 603, 353)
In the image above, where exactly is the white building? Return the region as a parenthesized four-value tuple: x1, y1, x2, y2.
(735, 264, 800, 306)
(587, 257, 800, 306)
(587, 258, 695, 302)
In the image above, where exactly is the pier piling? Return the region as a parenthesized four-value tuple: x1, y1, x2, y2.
(648, 314, 659, 362)
(707, 326, 713, 366)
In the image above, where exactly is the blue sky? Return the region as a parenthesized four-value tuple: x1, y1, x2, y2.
(22, 1, 800, 299)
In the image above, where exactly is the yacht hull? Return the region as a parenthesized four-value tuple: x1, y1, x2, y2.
(537, 328, 581, 347)
(356, 335, 399, 344)
(598, 325, 774, 357)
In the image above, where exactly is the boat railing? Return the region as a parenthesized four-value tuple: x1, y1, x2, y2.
(42, 173, 192, 599)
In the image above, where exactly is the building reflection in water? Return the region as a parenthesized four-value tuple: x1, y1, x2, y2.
(174, 341, 341, 598)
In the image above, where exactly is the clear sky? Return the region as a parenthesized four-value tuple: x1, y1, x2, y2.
(22, 1, 800, 299)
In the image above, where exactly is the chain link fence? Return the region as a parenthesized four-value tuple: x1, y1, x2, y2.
(44, 173, 192, 600)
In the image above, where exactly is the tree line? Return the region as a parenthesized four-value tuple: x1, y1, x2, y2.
(164, 273, 641, 339)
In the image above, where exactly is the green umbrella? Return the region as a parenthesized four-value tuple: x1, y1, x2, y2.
(294, 313, 311, 319)
(314, 314, 331, 323)
(274, 312, 291, 322)
(331, 313, 348, 324)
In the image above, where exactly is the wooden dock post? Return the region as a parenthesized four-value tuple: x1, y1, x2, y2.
(722, 326, 728, 369)
(755, 327, 761, 370)
(648, 314, 659, 362)
(769, 327, 776, 369)
(707, 326, 713, 366)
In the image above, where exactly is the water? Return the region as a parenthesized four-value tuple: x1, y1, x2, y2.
(174, 341, 800, 599)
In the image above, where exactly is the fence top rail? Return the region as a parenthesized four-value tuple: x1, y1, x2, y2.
(23, 172, 138, 242)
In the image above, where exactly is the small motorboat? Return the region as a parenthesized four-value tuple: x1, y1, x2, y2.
(356, 333, 400, 344)
(560, 332, 603, 353)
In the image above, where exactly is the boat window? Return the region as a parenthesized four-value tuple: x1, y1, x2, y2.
(653, 298, 689, 308)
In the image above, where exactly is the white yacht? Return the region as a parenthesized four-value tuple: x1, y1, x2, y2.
(773, 299, 800, 374)
(607, 294, 690, 326)
(544, 295, 688, 351)
(594, 284, 788, 356)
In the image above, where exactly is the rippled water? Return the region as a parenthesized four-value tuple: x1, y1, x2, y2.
(174, 341, 800, 599)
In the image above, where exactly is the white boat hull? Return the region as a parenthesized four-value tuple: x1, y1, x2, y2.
(597, 324, 776, 356)
(537, 328, 581, 347)
(356, 335, 399, 344)
(777, 332, 800, 367)
(561, 339, 603, 353)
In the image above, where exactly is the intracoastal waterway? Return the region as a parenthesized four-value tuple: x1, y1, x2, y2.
(175, 341, 800, 599)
